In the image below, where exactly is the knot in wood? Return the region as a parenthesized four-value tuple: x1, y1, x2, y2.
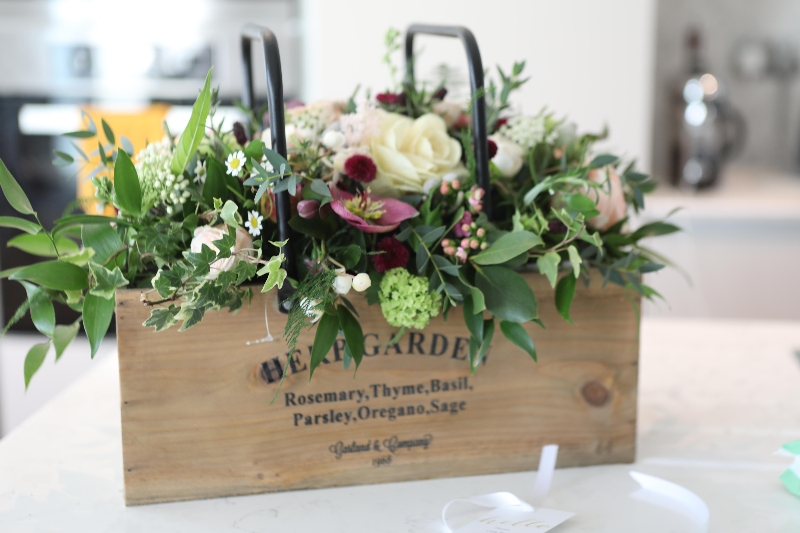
(581, 380, 610, 407)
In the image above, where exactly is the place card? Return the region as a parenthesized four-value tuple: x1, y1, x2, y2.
(454, 507, 575, 532)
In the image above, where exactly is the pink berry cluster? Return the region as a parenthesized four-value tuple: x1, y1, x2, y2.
(467, 185, 485, 213)
(442, 223, 488, 263)
(439, 178, 462, 195)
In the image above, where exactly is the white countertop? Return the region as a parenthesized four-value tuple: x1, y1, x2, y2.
(1, 318, 799, 532)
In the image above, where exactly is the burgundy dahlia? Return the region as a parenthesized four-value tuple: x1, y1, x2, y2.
(487, 139, 498, 160)
(371, 236, 410, 273)
(432, 87, 448, 100)
(376, 92, 406, 106)
(232, 122, 248, 146)
(495, 117, 509, 129)
(343, 154, 377, 183)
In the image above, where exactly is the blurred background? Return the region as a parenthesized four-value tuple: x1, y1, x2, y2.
(0, 0, 797, 437)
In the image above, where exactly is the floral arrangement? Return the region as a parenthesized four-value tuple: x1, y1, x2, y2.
(0, 30, 677, 388)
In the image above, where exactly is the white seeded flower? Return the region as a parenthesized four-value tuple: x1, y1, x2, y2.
(332, 273, 353, 295)
(226, 150, 246, 177)
(322, 130, 346, 150)
(352, 273, 371, 292)
(245, 210, 264, 237)
(135, 139, 189, 211)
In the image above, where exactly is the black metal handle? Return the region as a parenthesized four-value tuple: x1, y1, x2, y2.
(404, 24, 492, 218)
(241, 24, 296, 309)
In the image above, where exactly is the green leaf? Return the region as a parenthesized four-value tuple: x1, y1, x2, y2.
(82, 292, 115, 358)
(219, 199, 242, 229)
(178, 304, 205, 331)
(566, 193, 597, 213)
(143, 306, 179, 332)
(62, 130, 95, 139)
(472, 318, 494, 371)
(499, 320, 537, 361)
(309, 312, 339, 380)
(419, 226, 446, 244)
(261, 256, 287, 293)
(113, 149, 143, 216)
(11, 261, 89, 291)
(567, 245, 582, 278)
(88, 262, 129, 299)
(53, 320, 80, 361)
(81, 223, 124, 265)
(24, 340, 50, 389)
(337, 305, 364, 369)
(590, 154, 618, 167)
(365, 271, 383, 305)
(244, 139, 265, 160)
(262, 147, 290, 178)
(475, 266, 537, 323)
(536, 252, 561, 288)
(0, 216, 41, 234)
(101, 118, 115, 145)
(630, 222, 681, 241)
(203, 157, 228, 205)
(8, 233, 79, 257)
(0, 158, 34, 215)
(171, 68, 213, 175)
(20, 281, 55, 337)
(310, 178, 332, 198)
(555, 274, 576, 323)
(472, 231, 543, 265)
(336, 244, 362, 270)
(462, 296, 484, 343)
(52, 215, 137, 236)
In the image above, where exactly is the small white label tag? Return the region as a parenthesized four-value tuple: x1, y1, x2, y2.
(454, 507, 575, 532)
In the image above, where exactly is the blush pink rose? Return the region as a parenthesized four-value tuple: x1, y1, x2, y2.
(190, 225, 254, 279)
(586, 167, 626, 231)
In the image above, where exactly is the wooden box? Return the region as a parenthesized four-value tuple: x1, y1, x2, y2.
(116, 273, 639, 505)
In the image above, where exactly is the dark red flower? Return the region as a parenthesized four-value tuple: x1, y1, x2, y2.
(376, 92, 400, 104)
(548, 220, 568, 234)
(453, 113, 471, 130)
(343, 154, 377, 183)
(495, 117, 509, 129)
(487, 139, 498, 160)
(371, 236, 410, 272)
(432, 87, 448, 100)
(233, 122, 248, 145)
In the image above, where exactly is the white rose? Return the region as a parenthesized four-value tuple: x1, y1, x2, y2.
(260, 128, 272, 149)
(352, 273, 371, 292)
(369, 111, 462, 197)
(489, 134, 525, 178)
(587, 167, 627, 231)
(332, 273, 353, 295)
(190, 225, 254, 280)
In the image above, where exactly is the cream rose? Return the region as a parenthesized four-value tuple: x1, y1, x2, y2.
(489, 134, 524, 178)
(369, 112, 462, 196)
(586, 167, 626, 231)
(190, 225, 254, 279)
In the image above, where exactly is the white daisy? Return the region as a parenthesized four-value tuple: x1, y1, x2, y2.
(194, 160, 206, 184)
(226, 150, 246, 177)
(245, 210, 264, 237)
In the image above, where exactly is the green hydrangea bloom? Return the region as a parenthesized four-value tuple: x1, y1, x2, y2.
(379, 268, 442, 329)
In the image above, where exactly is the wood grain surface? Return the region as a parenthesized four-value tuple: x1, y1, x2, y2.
(116, 273, 640, 505)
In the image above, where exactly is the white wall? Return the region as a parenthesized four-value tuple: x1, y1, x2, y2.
(300, 0, 657, 170)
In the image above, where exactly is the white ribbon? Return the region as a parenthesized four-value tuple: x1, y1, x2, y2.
(246, 300, 275, 345)
(629, 471, 710, 531)
(441, 444, 558, 532)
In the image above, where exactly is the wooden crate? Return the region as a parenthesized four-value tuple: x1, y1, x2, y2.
(116, 273, 639, 505)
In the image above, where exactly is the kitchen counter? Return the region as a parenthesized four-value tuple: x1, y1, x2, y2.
(1, 318, 799, 531)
